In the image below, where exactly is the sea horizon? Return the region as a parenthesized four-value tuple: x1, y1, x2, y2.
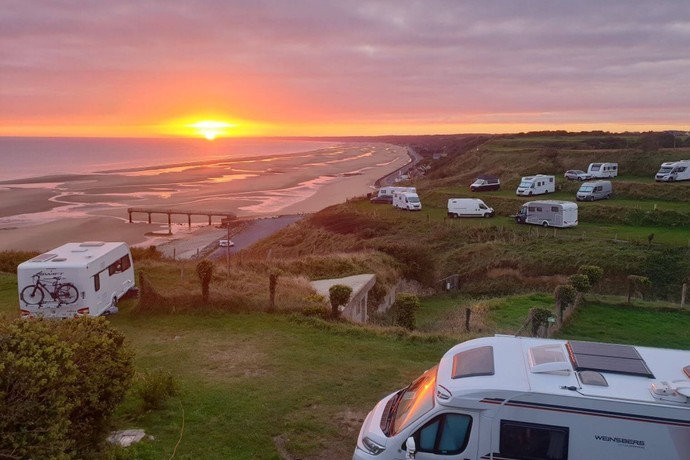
(0, 136, 343, 182)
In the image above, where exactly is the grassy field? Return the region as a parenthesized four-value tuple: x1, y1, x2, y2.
(2, 265, 690, 459)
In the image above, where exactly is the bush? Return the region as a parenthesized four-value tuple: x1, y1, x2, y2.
(578, 265, 604, 287)
(393, 293, 421, 331)
(329, 284, 352, 318)
(0, 317, 134, 459)
(196, 259, 215, 302)
(554, 284, 577, 308)
(129, 245, 165, 261)
(136, 370, 178, 412)
(568, 274, 591, 293)
(0, 250, 40, 274)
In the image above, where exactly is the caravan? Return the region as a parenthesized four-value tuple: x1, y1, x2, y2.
(655, 160, 690, 182)
(354, 335, 690, 460)
(587, 162, 618, 178)
(515, 175, 555, 196)
(514, 200, 578, 228)
(17, 241, 136, 318)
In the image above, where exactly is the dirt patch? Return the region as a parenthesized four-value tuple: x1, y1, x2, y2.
(196, 340, 270, 380)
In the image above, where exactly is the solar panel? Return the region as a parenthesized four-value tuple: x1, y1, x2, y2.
(29, 253, 57, 262)
(567, 341, 654, 378)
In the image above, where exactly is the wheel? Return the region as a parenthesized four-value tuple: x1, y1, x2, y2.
(57, 283, 79, 304)
(578, 177, 583, 181)
(484, 213, 491, 218)
(542, 221, 549, 228)
(669, 177, 675, 182)
(528, 191, 533, 196)
(606, 194, 611, 200)
(21, 285, 44, 305)
(515, 216, 522, 224)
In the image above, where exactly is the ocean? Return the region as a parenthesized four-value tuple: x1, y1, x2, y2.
(0, 137, 336, 181)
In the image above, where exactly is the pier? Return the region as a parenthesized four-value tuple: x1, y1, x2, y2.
(127, 208, 236, 233)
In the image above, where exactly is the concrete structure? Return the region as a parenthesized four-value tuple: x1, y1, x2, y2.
(310, 274, 376, 324)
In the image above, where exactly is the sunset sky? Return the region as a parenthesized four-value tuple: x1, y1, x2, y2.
(2, 1, 689, 138)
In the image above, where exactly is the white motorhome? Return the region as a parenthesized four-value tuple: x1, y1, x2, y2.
(514, 200, 578, 228)
(393, 192, 422, 211)
(354, 335, 690, 460)
(377, 186, 417, 198)
(576, 180, 612, 201)
(656, 160, 690, 182)
(17, 241, 136, 318)
(587, 162, 618, 178)
(447, 198, 495, 218)
(515, 175, 555, 196)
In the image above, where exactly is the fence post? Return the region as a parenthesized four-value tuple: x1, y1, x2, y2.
(682, 283, 687, 309)
(465, 308, 471, 331)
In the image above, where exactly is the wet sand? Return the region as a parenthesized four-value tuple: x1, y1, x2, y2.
(0, 143, 408, 253)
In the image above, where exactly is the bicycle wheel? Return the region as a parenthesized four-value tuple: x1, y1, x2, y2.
(57, 284, 79, 305)
(21, 285, 44, 305)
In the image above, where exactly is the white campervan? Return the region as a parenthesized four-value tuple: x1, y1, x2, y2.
(393, 192, 422, 211)
(447, 198, 494, 218)
(514, 200, 578, 228)
(515, 175, 555, 196)
(354, 335, 690, 460)
(655, 160, 690, 182)
(377, 186, 416, 197)
(17, 241, 136, 318)
(587, 162, 618, 178)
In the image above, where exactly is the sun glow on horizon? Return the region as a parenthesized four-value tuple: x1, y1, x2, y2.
(189, 120, 237, 140)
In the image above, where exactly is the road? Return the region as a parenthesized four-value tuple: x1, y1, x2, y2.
(209, 214, 304, 259)
(375, 147, 422, 187)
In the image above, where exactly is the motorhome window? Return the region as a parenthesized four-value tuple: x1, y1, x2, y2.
(479, 204, 487, 209)
(528, 207, 536, 212)
(121, 255, 131, 271)
(415, 413, 472, 455)
(536, 207, 542, 212)
(549, 178, 553, 182)
(591, 164, 601, 171)
(452, 346, 494, 378)
(94, 273, 100, 292)
(679, 167, 687, 172)
(499, 420, 569, 460)
(595, 186, 602, 191)
(551, 207, 559, 212)
(391, 365, 438, 436)
(108, 255, 130, 276)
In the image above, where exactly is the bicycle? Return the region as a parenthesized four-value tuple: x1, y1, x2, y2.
(20, 272, 79, 307)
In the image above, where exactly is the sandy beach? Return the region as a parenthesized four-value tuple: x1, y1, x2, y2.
(0, 142, 409, 254)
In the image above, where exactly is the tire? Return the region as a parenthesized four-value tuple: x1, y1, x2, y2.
(542, 221, 549, 228)
(578, 177, 583, 181)
(528, 191, 533, 196)
(669, 177, 675, 182)
(21, 285, 44, 305)
(484, 213, 491, 218)
(515, 216, 522, 224)
(57, 283, 79, 304)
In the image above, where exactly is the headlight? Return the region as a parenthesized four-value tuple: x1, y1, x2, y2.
(361, 437, 385, 455)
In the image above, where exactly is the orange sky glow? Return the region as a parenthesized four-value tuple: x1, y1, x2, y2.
(2, 2, 688, 138)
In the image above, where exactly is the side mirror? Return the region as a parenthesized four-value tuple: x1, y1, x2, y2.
(405, 436, 416, 459)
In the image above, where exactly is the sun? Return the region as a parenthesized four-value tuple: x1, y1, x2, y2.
(189, 120, 236, 140)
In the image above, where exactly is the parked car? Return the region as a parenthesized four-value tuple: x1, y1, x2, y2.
(564, 170, 592, 181)
(219, 239, 235, 247)
(370, 194, 393, 204)
(470, 175, 501, 192)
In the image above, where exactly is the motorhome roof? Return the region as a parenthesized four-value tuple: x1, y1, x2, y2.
(436, 335, 690, 408)
(523, 200, 577, 208)
(19, 242, 128, 269)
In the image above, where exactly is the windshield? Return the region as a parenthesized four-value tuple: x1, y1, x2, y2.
(390, 365, 437, 436)
(579, 185, 594, 192)
(519, 181, 531, 188)
(657, 166, 673, 174)
(407, 196, 420, 203)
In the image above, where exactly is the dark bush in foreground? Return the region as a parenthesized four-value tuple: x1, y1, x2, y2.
(0, 317, 134, 459)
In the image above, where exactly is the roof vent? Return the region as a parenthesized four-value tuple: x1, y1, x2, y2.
(578, 371, 608, 386)
(650, 381, 690, 404)
(52, 258, 67, 262)
(528, 344, 570, 374)
(29, 253, 57, 262)
(452, 346, 494, 379)
(79, 241, 105, 247)
(684, 366, 690, 379)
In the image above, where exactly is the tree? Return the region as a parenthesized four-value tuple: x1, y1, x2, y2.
(627, 275, 651, 303)
(568, 273, 591, 294)
(196, 259, 214, 302)
(554, 284, 577, 324)
(528, 307, 553, 337)
(328, 284, 352, 318)
(393, 293, 421, 331)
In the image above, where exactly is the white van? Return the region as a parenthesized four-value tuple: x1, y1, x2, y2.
(515, 175, 555, 196)
(393, 192, 422, 211)
(655, 160, 690, 182)
(514, 200, 578, 228)
(576, 180, 612, 201)
(447, 198, 494, 218)
(354, 335, 690, 460)
(17, 241, 136, 318)
(587, 162, 618, 178)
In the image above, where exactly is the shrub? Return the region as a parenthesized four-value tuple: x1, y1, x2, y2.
(130, 245, 165, 261)
(568, 274, 591, 293)
(196, 259, 215, 302)
(554, 284, 577, 309)
(578, 265, 604, 287)
(0, 250, 40, 274)
(378, 243, 437, 287)
(393, 293, 421, 331)
(529, 307, 553, 337)
(0, 317, 134, 459)
(329, 284, 352, 318)
(136, 370, 179, 412)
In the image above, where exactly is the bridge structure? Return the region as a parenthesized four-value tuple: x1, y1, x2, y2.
(127, 207, 236, 233)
